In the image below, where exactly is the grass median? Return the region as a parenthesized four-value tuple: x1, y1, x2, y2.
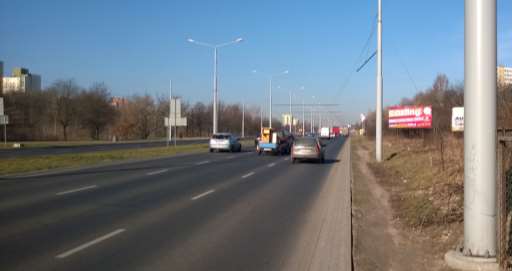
(0, 143, 209, 175)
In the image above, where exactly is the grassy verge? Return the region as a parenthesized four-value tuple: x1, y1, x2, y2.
(0, 144, 208, 175)
(0, 138, 209, 149)
(352, 135, 461, 270)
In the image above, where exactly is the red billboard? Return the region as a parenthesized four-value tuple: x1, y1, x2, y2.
(388, 105, 432, 129)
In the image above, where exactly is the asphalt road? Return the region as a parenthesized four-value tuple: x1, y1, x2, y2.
(0, 136, 350, 271)
(0, 138, 209, 158)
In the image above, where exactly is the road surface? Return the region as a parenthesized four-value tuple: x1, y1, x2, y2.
(0, 136, 351, 271)
(0, 138, 209, 158)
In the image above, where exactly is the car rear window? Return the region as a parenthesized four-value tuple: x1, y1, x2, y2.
(212, 134, 230, 139)
(294, 138, 317, 146)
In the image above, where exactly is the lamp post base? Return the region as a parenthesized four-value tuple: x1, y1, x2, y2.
(445, 250, 498, 271)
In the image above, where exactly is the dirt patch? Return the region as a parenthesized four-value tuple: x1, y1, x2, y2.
(352, 136, 458, 271)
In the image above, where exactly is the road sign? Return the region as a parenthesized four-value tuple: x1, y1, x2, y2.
(165, 98, 187, 127)
(451, 107, 464, 132)
(0, 97, 4, 116)
(165, 117, 187, 127)
(0, 115, 8, 125)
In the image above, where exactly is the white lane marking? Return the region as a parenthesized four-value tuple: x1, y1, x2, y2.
(56, 185, 97, 196)
(284, 157, 290, 161)
(191, 189, 215, 200)
(55, 229, 126, 259)
(267, 163, 276, 168)
(226, 155, 236, 159)
(241, 172, 255, 179)
(146, 169, 169, 176)
(196, 160, 210, 165)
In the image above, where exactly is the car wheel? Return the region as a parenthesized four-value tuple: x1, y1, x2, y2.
(209, 148, 213, 153)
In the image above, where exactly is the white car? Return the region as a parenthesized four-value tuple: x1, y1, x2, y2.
(209, 133, 242, 152)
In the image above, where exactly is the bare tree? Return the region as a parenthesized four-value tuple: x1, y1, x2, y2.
(77, 83, 117, 140)
(48, 80, 81, 141)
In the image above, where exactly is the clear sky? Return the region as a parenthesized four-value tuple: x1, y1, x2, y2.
(1, 0, 511, 123)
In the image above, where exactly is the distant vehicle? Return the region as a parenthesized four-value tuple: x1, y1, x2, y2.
(291, 136, 325, 163)
(331, 126, 341, 137)
(341, 127, 349, 136)
(209, 133, 242, 152)
(320, 127, 331, 139)
(257, 127, 294, 155)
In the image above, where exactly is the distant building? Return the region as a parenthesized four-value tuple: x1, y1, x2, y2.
(111, 96, 128, 108)
(2, 67, 41, 93)
(498, 66, 512, 86)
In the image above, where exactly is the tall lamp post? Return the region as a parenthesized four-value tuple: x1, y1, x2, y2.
(188, 37, 243, 134)
(252, 70, 288, 128)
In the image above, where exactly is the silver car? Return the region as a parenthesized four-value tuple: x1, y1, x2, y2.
(291, 137, 325, 163)
(209, 133, 242, 152)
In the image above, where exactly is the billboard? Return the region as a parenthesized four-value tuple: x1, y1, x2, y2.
(451, 107, 464, 132)
(388, 105, 432, 129)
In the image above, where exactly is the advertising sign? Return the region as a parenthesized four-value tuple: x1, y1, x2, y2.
(388, 105, 432, 129)
(451, 107, 464, 132)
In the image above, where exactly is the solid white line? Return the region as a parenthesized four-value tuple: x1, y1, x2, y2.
(55, 229, 125, 259)
(226, 155, 236, 159)
(56, 185, 97, 196)
(191, 189, 215, 200)
(196, 160, 210, 165)
(241, 172, 255, 179)
(267, 163, 276, 168)
(146, 169, 169, 176)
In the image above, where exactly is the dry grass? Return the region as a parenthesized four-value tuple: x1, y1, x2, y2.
(362, 135, 464, 229)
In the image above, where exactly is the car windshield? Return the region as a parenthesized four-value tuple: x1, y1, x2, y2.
(212, 134, 230, 139)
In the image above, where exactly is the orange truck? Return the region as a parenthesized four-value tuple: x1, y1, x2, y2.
(257, 127, 294, 155)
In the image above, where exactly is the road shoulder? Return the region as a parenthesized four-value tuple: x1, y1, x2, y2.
(351, 137, 455, 271)
(283, 137, 352, 271)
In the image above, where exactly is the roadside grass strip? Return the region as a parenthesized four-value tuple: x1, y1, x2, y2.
(0, 144, 208, 176)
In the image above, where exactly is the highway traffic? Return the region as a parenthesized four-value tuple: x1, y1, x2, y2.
(0, 136, 351, 271)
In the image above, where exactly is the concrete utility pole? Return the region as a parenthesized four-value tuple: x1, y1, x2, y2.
(375, 0, 383, 162)
(289, 90, 293, 133)
(242, 102, 245, 138)
(302, 97, 305, 136)
(464, 0, 497, 257)
(167, 80, 172, 148)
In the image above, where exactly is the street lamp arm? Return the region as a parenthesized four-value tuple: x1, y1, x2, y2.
(187, 38, 215, 48)
(216, 38, 244, 48)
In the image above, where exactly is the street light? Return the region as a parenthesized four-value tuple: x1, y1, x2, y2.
(188, 37, 243, 134)
(252, 70, 288, 129)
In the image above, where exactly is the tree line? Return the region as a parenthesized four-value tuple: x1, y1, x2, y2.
(2, 79, 279, 141)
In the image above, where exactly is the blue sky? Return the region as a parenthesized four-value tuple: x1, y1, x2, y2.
(1, 0, 511, 123)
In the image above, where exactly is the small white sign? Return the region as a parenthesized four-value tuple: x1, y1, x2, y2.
(0, 97, 4, 116)
(165, 117, 187, 127)
(0, 115, 9, 125)
(451, 107, 464, 132)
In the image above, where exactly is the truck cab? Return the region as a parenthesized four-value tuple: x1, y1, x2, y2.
(257, 127, 293, 155)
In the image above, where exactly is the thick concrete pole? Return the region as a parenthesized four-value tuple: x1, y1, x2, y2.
(464, 0, 497, 257)
(375, 0, 383, 162)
